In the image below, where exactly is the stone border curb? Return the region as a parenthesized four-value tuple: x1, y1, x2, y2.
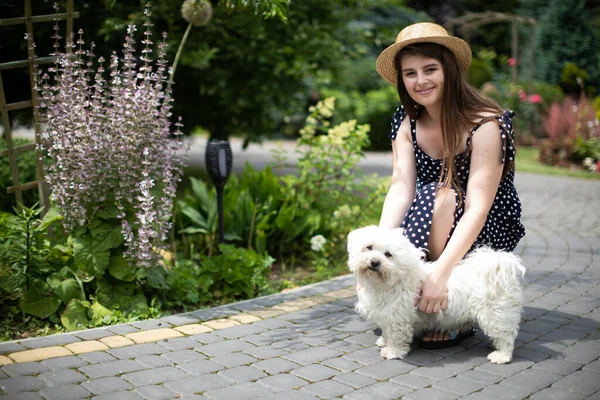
(0, 274, 356, 364)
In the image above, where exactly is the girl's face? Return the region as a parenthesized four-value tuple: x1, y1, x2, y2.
(400, 54, 444, 108)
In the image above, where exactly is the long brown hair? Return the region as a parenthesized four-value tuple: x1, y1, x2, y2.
(394, 43, 507, 200)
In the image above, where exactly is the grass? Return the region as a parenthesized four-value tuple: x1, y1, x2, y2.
(516, 146, 600, 179)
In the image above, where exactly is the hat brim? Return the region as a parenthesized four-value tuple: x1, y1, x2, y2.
(376, 36, 472, 86)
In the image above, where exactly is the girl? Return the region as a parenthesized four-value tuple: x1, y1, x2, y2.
(375, 22, 525, 347)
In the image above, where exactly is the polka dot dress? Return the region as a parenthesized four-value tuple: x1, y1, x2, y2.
(389, 105, 526, 256)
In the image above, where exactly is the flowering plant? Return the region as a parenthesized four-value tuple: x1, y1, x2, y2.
(35, 4, 186, 268)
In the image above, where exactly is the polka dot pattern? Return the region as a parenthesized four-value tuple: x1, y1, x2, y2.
(390, 105, 525, 256)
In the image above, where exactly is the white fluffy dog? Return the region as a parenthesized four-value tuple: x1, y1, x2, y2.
(348, 225, 525, 364)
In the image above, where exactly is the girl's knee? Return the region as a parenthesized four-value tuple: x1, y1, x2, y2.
(433, 186, 457, 216)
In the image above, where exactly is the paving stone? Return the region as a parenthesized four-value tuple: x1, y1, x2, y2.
(213, 324, 266, 339)
(0, 343, 27, 356)
(333, 372, 377, 389)
(327, 340, 365, 354)
(122, 366, 191, 386)
(455, 370, 504, 384)
(9, 346, 73, 363)
(251, 318, 292, 329)
(126, 328, 183, 344)
(42, 355, 89, 370)
(134, 384, 177, 400)
(291, 364, 338, 382)
(332, 319, 375, 334)
(344, 333, 377, 347)
(78, 351, 117, 364)
(511, 345, 552, 362)
(537, 327, 589, 345)
(108, 343, 166, 359)
(160, 349, 206, 364)
(432, 377, 487, 396)
(278, 309, 329, 323)
(401, 388, 459, 400)
(474, 358, 534, 378)
(65, 340, 110, 355)
(78, 359, 146, 379)
(188, 307, 240, 321)
(18, 335, 80, 349)
(302, 380, 354, 398)
(0, 375, 45, 393)
(164, 374, 230, 395)
(251, 358, 300, 374)
(196, 340, 256, 357)
(343, 347, 385, 365)
(135, 355, 174, 368)
(2, 361, 50, 377)
(157, 337, 199, 351)
(270, 339, 309, 352)
(0, 370, 7, 379)
(403, 350, 446, 366)
(177, 359, 224, 375)
(479, 382, 535, 399)
(72, 328, 114, 341)
(553, 370, 600, 396)
(558, 342, 600, 364)
(229, 313, 262, 324)
(100, 335, 135, 349)
(342, 381, 412, 400)
(257, 374, 308, 391)
(212, 352, 258, 368)
(217, 365, 267, 383)
(159, 314, 200, 326)
(129, 320, 173, 330)
(243, 346, 288, 360)
(260, 391, 319, 400)
(38, 369, 86, 387)
(92, 391, 145, 400)
(203, 381, 275, 400)
(82, 376, 133, 394)
(38, 384, 91, 400)
(356, 359, 416, 380)
(584, 359, 600, 373)
(390, 374, 435, 390)
(321, 357, 362, 372)
(532, 358, 583, 375)
(283, 347, 343, 365)
(530, 388, 586, 400)
(106, 324, 140, 335)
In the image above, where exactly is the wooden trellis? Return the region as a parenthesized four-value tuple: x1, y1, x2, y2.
(0, 0, 79, 211)
(445, 12, 537, 85)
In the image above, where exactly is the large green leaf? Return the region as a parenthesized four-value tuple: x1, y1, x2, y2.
(90, 301, 113, 320)
(19, 279, 62, 319)
(108, 253, 136, 282)
(73, 236, 111, 278)
(47, 267, 85, 304)
(181, 207, 209, 230)
(145, 266, 169, 290)
(61, 299, 91, 331)
(90, 223, 125, 252)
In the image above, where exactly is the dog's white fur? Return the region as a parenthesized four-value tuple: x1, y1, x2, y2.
(348, 225, 525, 364)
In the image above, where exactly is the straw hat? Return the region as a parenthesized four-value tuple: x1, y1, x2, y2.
(376, 22, 472, 86)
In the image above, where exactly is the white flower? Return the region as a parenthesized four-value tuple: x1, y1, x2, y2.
(310, 235, 327, 252)
(583, 157, 594, 168)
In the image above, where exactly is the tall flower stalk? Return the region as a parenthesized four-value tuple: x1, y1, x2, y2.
(35, 3, 186, 267)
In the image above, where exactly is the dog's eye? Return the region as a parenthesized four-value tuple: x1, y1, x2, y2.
(384, 251, 392, 258)
(366, 245, 373, 250)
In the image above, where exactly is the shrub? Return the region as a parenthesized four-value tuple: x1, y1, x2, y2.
(468, 57, 494, 88)
(34, 6, 185, 268)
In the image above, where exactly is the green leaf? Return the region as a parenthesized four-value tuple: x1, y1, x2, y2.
(90, 301, 112, 320)
(38, 207, 63, 231)
(19, 279, 62, 319)
(61, 299, 91, 331)
(90, 223, 125, 252)
(108, 253, 136, 282)
(181, 207, 209, 230)
(73, 236, 110, 277)
(96, 203, 121, 220)
(145, 266, 169, 290)
(47, 267, 85, 304)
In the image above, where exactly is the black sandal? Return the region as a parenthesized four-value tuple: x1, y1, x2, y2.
(415, 327, 477, 349)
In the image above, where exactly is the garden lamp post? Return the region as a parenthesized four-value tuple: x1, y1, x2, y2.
(205, 140, 233, 243)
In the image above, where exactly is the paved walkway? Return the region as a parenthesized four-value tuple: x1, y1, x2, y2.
(1, 172, 599, 400)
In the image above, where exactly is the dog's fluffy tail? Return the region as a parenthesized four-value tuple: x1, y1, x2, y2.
(467, 248, 526, 296)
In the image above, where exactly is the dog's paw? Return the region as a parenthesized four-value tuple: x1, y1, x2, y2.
(487, 351, 512, 364)
(380, 346, 408, 360)
(376, 336, 386, 347)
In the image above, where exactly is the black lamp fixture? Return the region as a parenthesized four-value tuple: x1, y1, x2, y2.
(205, 140, 233, 243)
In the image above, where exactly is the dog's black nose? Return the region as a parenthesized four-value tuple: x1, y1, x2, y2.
(369, 260, 380, 271)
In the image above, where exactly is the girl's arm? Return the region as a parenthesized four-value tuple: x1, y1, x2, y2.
(419, 120, 504, 313)
(379, 118, 417, 230)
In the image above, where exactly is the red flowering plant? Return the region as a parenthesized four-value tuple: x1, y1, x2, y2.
(35, 4, 187, 269)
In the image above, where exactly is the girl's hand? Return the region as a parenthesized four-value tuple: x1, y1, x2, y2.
(417, 265, 449, 314)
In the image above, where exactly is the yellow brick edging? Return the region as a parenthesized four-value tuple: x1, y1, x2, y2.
(3, 284, 355, 364)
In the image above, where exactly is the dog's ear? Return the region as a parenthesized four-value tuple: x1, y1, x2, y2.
(347, 225, 379, 255)
(388, 228, 406, 244)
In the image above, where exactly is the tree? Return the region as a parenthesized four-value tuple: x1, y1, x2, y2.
(532, 0, 600, 90)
